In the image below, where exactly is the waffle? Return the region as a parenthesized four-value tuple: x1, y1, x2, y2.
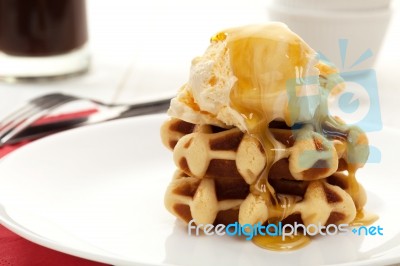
(161, 118, 368, 228)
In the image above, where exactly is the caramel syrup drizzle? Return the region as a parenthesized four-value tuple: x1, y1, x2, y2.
(210, 25, 374, 251)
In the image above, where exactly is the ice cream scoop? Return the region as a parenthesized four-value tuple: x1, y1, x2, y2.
(168, 23, 342, 133)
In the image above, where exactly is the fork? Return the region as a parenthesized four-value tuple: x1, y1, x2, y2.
(0, 93, 171, 146)
(0, 94, 80, 146)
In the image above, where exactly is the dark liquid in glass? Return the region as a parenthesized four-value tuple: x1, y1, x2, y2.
(0, 0, 87, 57)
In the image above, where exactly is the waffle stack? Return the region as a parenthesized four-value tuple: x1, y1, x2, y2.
(161, 118, 368, 227)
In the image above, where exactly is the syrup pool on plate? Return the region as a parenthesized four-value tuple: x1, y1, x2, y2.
(252, 234, 311, 251)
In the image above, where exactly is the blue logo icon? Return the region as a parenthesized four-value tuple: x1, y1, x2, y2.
(286, 39, 382, 164)
(339, 92, 359, 114)
(320, 39, 382, 133)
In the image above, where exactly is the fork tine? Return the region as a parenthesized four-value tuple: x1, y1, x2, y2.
(0, 95, 77, 144)
(0, 95, 63, 136)
(0, 93, 64, 129)
(0, 104, 37, 130)
(0, 94, 78, 145)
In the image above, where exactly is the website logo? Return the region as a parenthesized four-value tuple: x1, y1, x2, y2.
(187, 220, 384, 241)
(286, 39, 382, 164)
(323, 39, 382, 134)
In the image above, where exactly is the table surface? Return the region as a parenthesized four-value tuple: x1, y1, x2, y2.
(0, 1, 399, 265)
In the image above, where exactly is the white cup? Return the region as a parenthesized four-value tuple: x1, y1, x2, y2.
(268, 1, 392, 72)
(272, 0, 391, 11)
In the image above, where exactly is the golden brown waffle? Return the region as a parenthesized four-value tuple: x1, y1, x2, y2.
(161, 118, 368, 227)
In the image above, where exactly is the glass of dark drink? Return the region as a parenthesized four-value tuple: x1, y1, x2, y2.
(0, 0, 89, 82)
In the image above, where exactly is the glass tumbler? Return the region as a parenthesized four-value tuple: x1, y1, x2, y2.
(0, 0, 89, 82)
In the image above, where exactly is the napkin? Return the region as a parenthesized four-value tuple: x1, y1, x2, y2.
(0, 110, 109, 266)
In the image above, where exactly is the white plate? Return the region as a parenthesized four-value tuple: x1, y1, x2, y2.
(0, 114, 399, 266)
